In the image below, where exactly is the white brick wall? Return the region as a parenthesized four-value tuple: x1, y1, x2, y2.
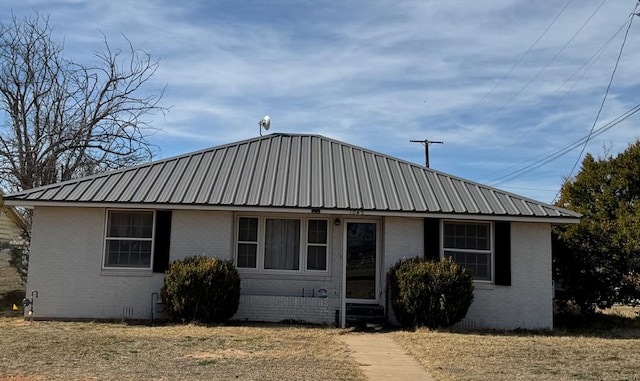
(26, 207, 165, 320)
(170, 210, 233, 261)
(26, 207, 342, 322)
(234, 295, 336, 324)
(462, 222, 553, 329)
(383, 217, 424, 325)
(382, 217, 554, 330)
(233, 216, 343, 322)
(26, 206, 554, 329)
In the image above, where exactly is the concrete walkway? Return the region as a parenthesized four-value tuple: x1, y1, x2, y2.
(341, 333, 433, 381)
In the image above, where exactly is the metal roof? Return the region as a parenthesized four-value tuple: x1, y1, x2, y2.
(4, 134, 580, 220)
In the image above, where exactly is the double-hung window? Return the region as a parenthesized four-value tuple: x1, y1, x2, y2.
(237, 217, 258, 268)
(306, 219, 328, 271)
(236, 217, 328, 273)
(443, 221, 492, 281)
(104, 210, 155, 269)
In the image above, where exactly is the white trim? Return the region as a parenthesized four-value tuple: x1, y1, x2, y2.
(440, 219, 495, 283)
(4, 200, 581, 223)
(101, 209, 156, 271)
(341, 219, 382, 328)
(234, 214, 331, 276)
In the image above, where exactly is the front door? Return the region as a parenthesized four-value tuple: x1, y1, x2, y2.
(345, 221, 379, 302)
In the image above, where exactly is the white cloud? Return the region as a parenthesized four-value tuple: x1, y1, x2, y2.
(2, 0, 640, 203)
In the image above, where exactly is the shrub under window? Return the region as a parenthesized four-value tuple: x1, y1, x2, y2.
(160, 256, 240, 324)
(388, 257, 474, 329)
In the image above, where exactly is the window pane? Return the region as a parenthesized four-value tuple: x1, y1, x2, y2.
(237, 243, 257, 268)
(444, 222, 490, 250)
(307, 246, 327, 271)
(106, 240, 152, 267)
(104, 211, 154, 269)
(444, 223, 454, 236)
(264, 219, 300, 270)
(107, 211, 153, 238)
(308, 220, 328, 244)
(444, 250, 491, 281)
(238, 217, 258, 242)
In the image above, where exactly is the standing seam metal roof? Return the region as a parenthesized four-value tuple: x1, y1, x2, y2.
(4, 133, 581, 219)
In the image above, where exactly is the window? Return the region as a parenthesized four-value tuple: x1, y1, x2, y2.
(265, 219, 300, 270)
(235, 216, 329, 273)
(443, 221, 491, 281)
(237, 217, 258, 268)
(104, 211, 154, 269)
(307, 219, 328, 271)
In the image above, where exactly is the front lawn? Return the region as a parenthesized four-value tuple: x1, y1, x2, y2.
(0, 318, 365, 381)
(391, 311, 640, 381)
(2, 311, 639, 381)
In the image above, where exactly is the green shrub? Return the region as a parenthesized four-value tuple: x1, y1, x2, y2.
(388, 257, 474, 329)
(160, 256, 240, 324)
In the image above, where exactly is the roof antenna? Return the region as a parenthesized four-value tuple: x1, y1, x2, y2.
(410, 139, 443, 168)
(259, 115, 270, 136)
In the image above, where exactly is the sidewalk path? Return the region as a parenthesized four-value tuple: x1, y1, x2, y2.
(341, 332, 433, 381)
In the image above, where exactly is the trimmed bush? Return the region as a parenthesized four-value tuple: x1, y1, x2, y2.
(160, 256, 240, 324)
(388, 257, 474, 329)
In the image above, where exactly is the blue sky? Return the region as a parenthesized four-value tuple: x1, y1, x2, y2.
(3, 0, 640, 203)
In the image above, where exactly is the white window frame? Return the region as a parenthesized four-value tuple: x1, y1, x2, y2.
(441, 220, 494, 282)
(234, 215, 330, 274)
(103, 209, 156, 270)
(237, 216, 259, 269)
(305, 219, 329, 272)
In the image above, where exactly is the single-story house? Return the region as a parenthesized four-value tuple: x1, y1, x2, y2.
(5, 133, 580, 329)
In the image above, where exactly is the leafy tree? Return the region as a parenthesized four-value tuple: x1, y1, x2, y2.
(554, 141, 640, 313)
(0, 13, 166, 279)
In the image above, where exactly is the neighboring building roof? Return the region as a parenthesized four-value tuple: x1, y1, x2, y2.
(4, 134, 580, 222)
(0, 194, 27, 234)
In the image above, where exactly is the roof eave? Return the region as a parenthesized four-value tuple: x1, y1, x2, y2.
(4, 199, 580, 224)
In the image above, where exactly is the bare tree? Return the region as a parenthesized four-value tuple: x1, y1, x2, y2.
(0, 13, 166, 192)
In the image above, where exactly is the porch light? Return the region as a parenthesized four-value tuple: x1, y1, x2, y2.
(334, 218, 341, 226)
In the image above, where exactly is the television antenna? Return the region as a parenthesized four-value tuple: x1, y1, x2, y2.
(259, 115, 270, 136)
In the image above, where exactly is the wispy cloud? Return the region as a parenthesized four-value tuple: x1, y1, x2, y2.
(2, 0, 640, 202)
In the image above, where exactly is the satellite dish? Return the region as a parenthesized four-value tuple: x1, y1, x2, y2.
(259, 115, 270, 136)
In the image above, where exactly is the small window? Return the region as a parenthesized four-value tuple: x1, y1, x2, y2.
(443, 221, 491, 281)
(104, 211, 154, 269)
(307, 219, 328, 271)
(237, 217, 258, 268)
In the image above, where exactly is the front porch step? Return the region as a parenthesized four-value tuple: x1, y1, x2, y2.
(346, 303, 385, 326)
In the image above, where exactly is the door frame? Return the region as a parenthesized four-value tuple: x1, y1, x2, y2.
(341, 218, 381, 327)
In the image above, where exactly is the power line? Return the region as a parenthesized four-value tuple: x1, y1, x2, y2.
(475, 16, 631, 183)
(508, 17, 630, 146)
(556, 2, 639, 201)
(487, 102, 640, 186)
(479, 0, 608, 127)
(463, 0, 574, 116)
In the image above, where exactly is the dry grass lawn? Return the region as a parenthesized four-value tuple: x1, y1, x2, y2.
(0, 318, 365, 381)
(392, 323, 640, 381)
(2, 295, 639, 381)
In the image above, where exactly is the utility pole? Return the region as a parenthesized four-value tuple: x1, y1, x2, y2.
(410, 139, 443, 168)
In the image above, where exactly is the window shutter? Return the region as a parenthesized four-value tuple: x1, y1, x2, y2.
(494, 221, 511, 286)
(153, 211, 172, 273)
(424, 218, 440, 261)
